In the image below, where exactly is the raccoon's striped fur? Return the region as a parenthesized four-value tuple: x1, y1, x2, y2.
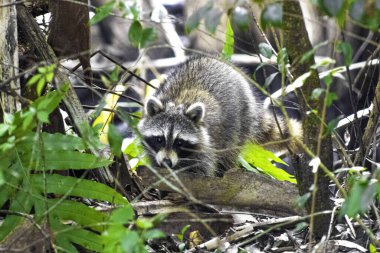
(138, 56, 302, 176)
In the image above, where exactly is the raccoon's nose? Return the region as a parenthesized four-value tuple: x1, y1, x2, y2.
(163, 158, 172, 168)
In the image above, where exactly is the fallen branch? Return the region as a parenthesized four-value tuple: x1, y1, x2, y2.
(138, 167, 302, 217)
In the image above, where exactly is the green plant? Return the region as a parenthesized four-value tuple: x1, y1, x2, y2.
(0, 82, 136, 252)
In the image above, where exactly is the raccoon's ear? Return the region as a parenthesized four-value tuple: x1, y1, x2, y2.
(145, 97, 164, 117)
(185, 102, 205, 124)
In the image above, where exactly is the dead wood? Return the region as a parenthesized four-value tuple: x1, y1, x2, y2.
(0, 0, 21, 120)
(0, 218, 51, 252)
(137, 167, 302, 217)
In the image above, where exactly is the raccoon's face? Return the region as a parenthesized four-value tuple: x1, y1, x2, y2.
(138, 96, 209, 171)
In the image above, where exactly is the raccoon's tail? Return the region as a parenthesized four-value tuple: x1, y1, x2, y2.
(258, 111, 303, 153)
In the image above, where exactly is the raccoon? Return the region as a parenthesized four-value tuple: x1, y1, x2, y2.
(138, 56, 302, 176)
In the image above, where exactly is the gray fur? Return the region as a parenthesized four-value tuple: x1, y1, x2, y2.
(138, 56, 302, 176)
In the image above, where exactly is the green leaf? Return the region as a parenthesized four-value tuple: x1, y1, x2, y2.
(110, 205, 135, 223)
(369, 243, 378, 253)
(0, 190, 33, 241)
(108, 124, 123, 158)
(22, 150, 112, 170)
(45, 72, 54, 83)
(231, 6, 249, 31)
(32, 84, 68, 115)
(258, 43, 273, 59)
(135, 217, 154, 229)
(300, 41, 331, 64)
(311, 88, 325, 100)
(18, 132, 86, 151)
(142, 229, 166, 241)
(109, 65, 120, 82)
(124, 138, 144, 157)
(30, 174, 131, 206)
(55, 236, 79, 253)
(185, 11, 201, 34)
(90, 0, 116, 25)
(261, 3, 283, 29)
(62, 226, 104, 252)
(37, 76, 46, 95)
(340, 178, 376, 218)
(336, 42, 353, 66)
(36, 110, 49, 123)
(240, 143, 296, 183)
(150, 213, 168, 226)
(129, 20, 143, 48)
(326, 116, 342, 135)
(277, 48, 289, 74)
(204, 8, 223, 34)
(120, 230, 147, 253)
(177, 224, 191, 242)
(221, 17, 234, 60)
(326, 92, 338, 107)
(140, 27, 157, 48)
(46, 199, 107, 232)
(27, 73, 42, 86)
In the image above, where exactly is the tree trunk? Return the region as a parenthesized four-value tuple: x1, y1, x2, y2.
(282, 0, 333, 238)
(0, 0, 20, 122)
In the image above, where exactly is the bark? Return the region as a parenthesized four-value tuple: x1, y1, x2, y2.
(47, 0, 92, 84)
(0, 0, 21, 122)
(138, 168, 302, 217)
(282, 0, 333, 238)
(354, 80, 380, 165)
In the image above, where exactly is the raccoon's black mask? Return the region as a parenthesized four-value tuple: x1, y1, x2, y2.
(138, 97, 211, 174)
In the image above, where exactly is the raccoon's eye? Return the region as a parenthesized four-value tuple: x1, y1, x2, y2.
(156, 136, 163, 143)
(176, 140, 183, 146)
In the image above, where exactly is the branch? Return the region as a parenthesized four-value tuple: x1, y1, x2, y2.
(138, 167, 302, 217)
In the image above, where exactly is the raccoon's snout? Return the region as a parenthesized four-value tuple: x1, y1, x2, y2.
(162, 158, 172, 168)
(156, 149, 178, 168)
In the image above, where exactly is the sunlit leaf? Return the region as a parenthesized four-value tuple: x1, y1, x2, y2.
(221, 17, 234, 60)
(240, 143, 296, 183)
(90, 0, 116, 25)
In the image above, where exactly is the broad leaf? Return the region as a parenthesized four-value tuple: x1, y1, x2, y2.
(240, 143, 296, 183)
(18, 132, 86, 151)
(221, 17, 234, 60)
(22, 150, 112, 170)
(47, 199, 108, 232)
(90, 0, 116, 25)
(30, 174, 131, 206)
(108, 124, 123, 158)
(0, 190, 33, 241)
(259, 43, 273, 59)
